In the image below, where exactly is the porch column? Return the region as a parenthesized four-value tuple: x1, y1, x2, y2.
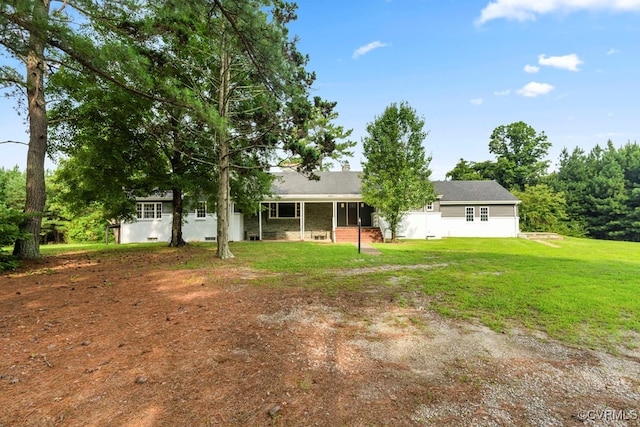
(300, 201, 305, 241)
(332, 201, 337, 242)
(258, 206, 263, 240)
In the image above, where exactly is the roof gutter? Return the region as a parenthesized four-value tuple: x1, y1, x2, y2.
(440, 200, 521, 205)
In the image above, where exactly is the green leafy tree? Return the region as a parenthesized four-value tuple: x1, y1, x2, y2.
(361, 102, 434, 242)
(489, 121, 551, 191)
(0, 167, 26, 269)
(512, 184, 568, 233)
(41, 171, 68, 244)
(0, 166, 26, 210)
(44, 169, 114, 244)
(445, 122, 549, 189)
(0, 203, 24, 246)
(65, 206, 107, 242)
(446, 159, 496, 181)
(0, 203, 23, 270)
(50, 71, 217, 247)
(0, 167, 27, 247)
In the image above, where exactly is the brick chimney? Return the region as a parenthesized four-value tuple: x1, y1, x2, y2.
(341, 161, 350, 171)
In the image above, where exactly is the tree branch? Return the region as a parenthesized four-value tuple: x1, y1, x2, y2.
(48, 38, 187, 107)
(211, 0, 281, 99)
(0, 140, 29, 146)
(47, 116, 77, 125)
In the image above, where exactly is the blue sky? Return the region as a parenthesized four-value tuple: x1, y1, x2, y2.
(2, 0, 640, 179)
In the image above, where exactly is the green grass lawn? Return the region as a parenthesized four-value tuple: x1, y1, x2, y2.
(372, 238, 640, 350)
(25, 237, 640, 351)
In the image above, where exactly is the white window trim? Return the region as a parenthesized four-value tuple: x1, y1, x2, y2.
(465, 206, 475, 222)
(269, 202, 300, 219)
(195, 201, 207, 220)
(480, 206, 489, 222)
(426, 202, 434, 212)
(136, 202, 163, 220)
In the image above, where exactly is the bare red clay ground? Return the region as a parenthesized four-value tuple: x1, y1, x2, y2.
(1, 246, 639, 426)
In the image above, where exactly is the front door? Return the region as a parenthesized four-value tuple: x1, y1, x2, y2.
(347, 202, 358, 226)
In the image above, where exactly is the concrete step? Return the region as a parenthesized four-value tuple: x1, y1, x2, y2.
(518, 232, 564, 240)
(335, 227, 383, 243)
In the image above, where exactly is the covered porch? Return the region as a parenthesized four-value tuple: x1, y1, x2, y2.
(244, 200, 380, 243)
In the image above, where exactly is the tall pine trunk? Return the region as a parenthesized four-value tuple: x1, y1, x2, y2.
(216, 45, 234, 259)
(14, 0, 50, 259)
(169, 188, 186, 247)
(168, 122, 186, 247)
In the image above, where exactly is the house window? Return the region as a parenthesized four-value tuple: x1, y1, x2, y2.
(426, 202, 434, 212)
(465, 206, 475, 222)
(480, 206, 489, 222)
(269, 202, 300, 219)
(196, 201, 207, 219)
(136, 202, 163, 220)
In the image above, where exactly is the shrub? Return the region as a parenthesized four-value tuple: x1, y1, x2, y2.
(0, 205, 25, 271)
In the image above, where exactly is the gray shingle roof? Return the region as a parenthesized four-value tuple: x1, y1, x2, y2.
(140, 173, 519, 203)
(272, 172, 519, 203)
(272, 171, 362, 195)
(433, 180, 519, 202)
(137, 191, 173, 201)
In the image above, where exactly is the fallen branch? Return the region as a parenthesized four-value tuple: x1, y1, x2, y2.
(42, 353, 53, 368)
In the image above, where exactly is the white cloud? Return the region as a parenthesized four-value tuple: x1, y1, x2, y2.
(470, 98, 484, 105)
(476, 0, 640, 25)
(494, 89, 511, 96)
(517, 81, 555, 97)
(538, 53, 583, 71)
(524, 64, 540, 73)
(352, 41, 388, 59)
(596, 132, 625, 138)
(607, 48, 620, 55)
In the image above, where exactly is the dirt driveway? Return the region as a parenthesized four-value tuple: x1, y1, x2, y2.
(1, 248, 639, 426)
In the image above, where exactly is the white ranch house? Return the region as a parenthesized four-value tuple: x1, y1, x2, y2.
(120, 170, 520, 244)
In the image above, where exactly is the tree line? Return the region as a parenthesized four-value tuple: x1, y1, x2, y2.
(446, 121, 640, 241)
(1, 0, 354, 261)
